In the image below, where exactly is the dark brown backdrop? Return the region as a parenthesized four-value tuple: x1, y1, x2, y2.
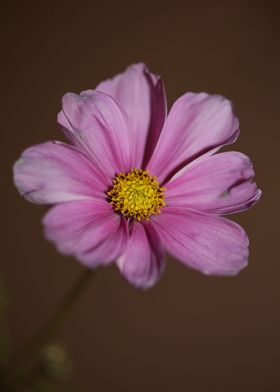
(2, 1, 279, 391)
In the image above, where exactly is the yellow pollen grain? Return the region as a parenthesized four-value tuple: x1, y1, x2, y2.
(107, 169, 166, 221)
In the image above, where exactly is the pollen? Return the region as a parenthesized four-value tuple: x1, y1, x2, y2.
(107, 169, 166, 221)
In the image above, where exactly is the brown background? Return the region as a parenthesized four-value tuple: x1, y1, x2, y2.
(1, 1, 279, 391)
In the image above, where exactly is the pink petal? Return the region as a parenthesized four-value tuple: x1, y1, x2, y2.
(165, 152, 261, 214)
(43, 200, 128, 268)
(13, 141, 108, 204)
(57, 90, 134, 178)
(96, 63, 167, 167)
(151, 208, 249, 275)
(116, 221, 165, 289)
(147, 93, 239, 183)
(77, 218, 128, 268)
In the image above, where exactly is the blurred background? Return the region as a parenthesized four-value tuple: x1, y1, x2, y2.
(1, 1, 279, 391)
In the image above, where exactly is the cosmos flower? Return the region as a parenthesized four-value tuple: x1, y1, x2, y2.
(13, 63, 261, 288)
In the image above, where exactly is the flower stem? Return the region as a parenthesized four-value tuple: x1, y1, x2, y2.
(9, 268, 95, 373)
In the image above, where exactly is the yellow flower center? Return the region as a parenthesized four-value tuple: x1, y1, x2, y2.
(107, 169, 166, 221)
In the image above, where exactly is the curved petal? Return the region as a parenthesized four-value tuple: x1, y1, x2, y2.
(165, 152, 261, 214)
(57, 90, 134, 178)
(13, 141, 108, 204)
(151, 208, 249, 276)
(116, 221, 165, 289)
(147, 93, 239, 183)
(43, 200, 128, 267)
(96, 63, 167, 167)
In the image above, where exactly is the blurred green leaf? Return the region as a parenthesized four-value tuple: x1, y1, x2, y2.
(0, 278, 11, 366)
(40, 344, 71, 380)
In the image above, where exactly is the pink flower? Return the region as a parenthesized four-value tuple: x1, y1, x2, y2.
(13, 63, 261, 289)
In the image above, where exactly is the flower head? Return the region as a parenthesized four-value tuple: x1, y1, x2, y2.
(108, 169, 166, 221)
(13, 63, 261, 288)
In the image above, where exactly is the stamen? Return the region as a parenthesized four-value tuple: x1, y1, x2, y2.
(107, 169, 166, 221)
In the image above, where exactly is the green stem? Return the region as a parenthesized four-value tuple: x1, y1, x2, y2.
(9, 268, 95, 373)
